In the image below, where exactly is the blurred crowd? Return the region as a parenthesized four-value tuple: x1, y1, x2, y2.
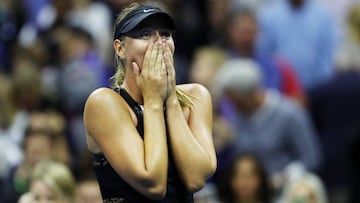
(0, 0, 360, 202)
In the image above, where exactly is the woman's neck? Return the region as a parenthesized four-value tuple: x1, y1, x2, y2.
(122, 78, 143, 104)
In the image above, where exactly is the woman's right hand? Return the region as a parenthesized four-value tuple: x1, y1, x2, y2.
(132, 42, 168, 103)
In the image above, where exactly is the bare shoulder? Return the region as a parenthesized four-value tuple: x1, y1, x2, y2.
(83, 87, 133, 134)
(84, 87, 131, 116)
(85, 87, 122, 107)
(176, 83, 211, 102)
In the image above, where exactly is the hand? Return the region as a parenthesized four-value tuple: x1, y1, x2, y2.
(133, 42, 168, 103)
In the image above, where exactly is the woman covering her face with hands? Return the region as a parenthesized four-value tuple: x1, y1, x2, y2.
(83, 3, 217, 203)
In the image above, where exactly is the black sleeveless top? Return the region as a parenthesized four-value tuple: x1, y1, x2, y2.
(92, 88, 194, 203)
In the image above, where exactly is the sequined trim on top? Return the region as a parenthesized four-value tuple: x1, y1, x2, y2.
(103, 197, 127, 203)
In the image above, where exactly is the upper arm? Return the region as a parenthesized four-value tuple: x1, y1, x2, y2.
(83, 88, 146, 184)
(184, 84, 217, 171)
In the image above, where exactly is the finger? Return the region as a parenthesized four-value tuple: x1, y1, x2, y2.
(155, 43, 163, 74)
(165, 59, 175, 89)
(149, 42, 160, 74)
(164, 42, 174, 64)
(164, 46, 175, 79)
(142, 42, 154, 75)
(132, 62, 140, 76)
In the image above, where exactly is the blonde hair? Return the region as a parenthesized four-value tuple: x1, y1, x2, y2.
(31, 160, 76, 201)
(111, 2, 193, 107)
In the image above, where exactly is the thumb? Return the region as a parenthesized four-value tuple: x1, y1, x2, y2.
(132, 62, 140, 76)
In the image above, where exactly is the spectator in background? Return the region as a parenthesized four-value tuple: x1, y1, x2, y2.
(0, 63, 43, 188)
(281, 172, 328, 203)
(213, 59, 321, 193)
(0, 50, 53, 190)
(217, 154, 273, 203)
(28, 110, 71, 166)
(15, 34, 62, 110)
(0, 122, 71, 202)
(18, 160, 76, 203)
(189, 46, 226, 90)
(53, 24, 109, 159)
(0, 0, 23, 73)
(258, 0, 337, 90)
(17, 0, 73, 47)
(307, 4, 360, 203)
(206, 0, 231, 46)
(18, 0, 112, 64)
(225, 5, 304, 104)
(1, 128, 55, 202)
(317, 0, 357, 39)
(66, 0, 113, 63)
(204, 0, 275, 47)
(0, 73, 23, 186)
(11, 54, 42, 113)
(21, 0, 49, 28)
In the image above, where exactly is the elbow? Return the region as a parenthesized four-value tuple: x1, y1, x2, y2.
(145, 184, 167, 200)
(124, 173, 167, 200)
(184, 178, 206, 193)
(209, 160, 217, 177)
(184, 162, 217, 193)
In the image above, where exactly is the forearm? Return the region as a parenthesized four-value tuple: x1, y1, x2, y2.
(142, 99, 168, 186)
(165, 97, 214, 191)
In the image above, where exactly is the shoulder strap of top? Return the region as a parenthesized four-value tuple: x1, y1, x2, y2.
(114, 87, 137, 109)
(114, 87, 144, 136)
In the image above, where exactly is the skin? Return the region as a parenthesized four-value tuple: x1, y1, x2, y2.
(83, 23, 216, 200)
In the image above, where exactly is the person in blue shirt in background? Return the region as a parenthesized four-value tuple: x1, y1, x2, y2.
(213, 59, 321, 199)
(258, 0, 337, 90)
(225, 4, 305, 104)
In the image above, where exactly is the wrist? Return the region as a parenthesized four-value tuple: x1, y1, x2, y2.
(144, 98, 164, 110)
(166, 93, 179, 107)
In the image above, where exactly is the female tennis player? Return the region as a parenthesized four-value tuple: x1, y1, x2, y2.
(83, 3, 216, 202)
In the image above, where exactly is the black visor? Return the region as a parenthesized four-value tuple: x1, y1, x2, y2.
(114, 5, 175, 40)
